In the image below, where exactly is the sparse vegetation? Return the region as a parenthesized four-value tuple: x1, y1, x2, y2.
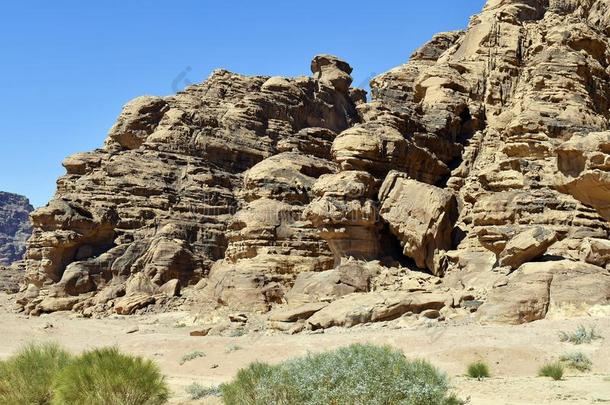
(559, 325, 602, 345)
(0, 343, 72, 405)
(52, 347, 169, 405)
(229, 328, 246, 337)
(559, 352, 592, 372)
(186, 382, 221, 400)
(467, 361, 490, 380)
(538, 362, 564, 381)
(225, 344, 242, 353)
(220, 343, 462, 405)
(0, 344, 169, 405)
(179, 350, 206, 365)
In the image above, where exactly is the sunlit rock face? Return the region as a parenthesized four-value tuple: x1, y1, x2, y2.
(17, 0, 610, 323)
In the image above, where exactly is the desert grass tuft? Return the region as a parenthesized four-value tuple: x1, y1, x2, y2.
(467, 361, 490, 380)
(538, 362, 564, 381)
(0, 343, 72, 405)
(52, 347, 169, 405)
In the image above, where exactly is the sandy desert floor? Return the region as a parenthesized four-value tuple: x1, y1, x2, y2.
(1, 292, 609, 405)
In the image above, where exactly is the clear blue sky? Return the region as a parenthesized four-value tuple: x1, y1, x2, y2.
(0, 1, 485, 207)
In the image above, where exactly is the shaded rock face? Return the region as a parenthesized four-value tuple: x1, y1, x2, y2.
(17, 1, 610, 323)
(0, 192, 33, 266)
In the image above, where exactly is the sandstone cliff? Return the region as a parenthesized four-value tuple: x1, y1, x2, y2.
(16, 0, 610, 327)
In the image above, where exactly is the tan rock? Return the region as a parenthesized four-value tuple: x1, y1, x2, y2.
(307, 291, 449, 329)
(38, 296, 81, 313)
(268, 302, 328, 322)
(18, 0, 610, 327)
(379, 172, 458, 275)
(557, 132, 610, 220)
(114, 293, 156, 315)
(107, 96, 169, 150)
(159, 279, 181, 297)
(498, 227, 558, 269)
(478, 260, 610, 324)
(125, 273, 158, 296)
(20, 54, 359, 315)
(580, 238, 610, 268)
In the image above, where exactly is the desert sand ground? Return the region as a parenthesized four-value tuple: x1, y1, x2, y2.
(1, 292, 609, 405)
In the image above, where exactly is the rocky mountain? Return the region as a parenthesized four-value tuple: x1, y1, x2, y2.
(0, 192, 33, 293)
(0, 192, 33, 266)
(14, 0, 610, 329)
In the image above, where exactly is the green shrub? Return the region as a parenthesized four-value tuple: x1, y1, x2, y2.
(559, 325, 602, 345)
(559, 352, 592, 372)
(52, 347, 169, 405)
(186, 382, 221, 400)
(0, 343, 72, 405)
(180, 350, 206, 365)
(467, 361, 490, 379)
(538, 362, 564, 381)
(220, 343, 461, 405)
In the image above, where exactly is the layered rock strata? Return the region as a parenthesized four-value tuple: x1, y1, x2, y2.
(15, 0, 610, 325)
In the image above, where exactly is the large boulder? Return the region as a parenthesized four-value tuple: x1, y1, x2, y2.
(307, 291, 450, 329)
(498, 226, 558, 269)
(378, 171, 458, 275)
(285, 262, 378, 305)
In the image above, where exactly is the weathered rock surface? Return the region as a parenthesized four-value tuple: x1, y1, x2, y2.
(478, 260, 610, 324)
(307, 291, 450, 329)
(580, 237, 610, 268)
(557, 132, 610, 220)
(15, 0, 610, 327)
(0, 192, 33, 266)
(378, 171, 458, 275)
(498, 227, 558, 269)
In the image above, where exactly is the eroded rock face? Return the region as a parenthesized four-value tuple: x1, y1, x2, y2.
(478, 260, 610, 324)
(17, 0, 610, 326)
(19, 56, 359, 315)
(557, 132, 610, 220)
(0, 192, 33, 266)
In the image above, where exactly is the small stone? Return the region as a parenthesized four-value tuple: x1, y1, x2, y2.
(189, 327, 212, 337)
(229, 313, 248, 323)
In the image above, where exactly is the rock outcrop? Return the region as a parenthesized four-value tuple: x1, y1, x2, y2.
(0, 192, 33, 266)
(478, 260, 610, 324)
(557, 132, 610, 220)
(15, 0, 610, 326)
